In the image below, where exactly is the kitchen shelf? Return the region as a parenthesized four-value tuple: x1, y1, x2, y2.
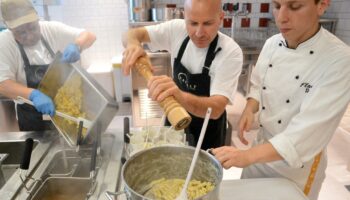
(129, 21, 164, 27)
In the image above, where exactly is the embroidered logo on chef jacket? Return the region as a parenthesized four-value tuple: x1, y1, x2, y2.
(300, 82, 313, 93)
(178, 72, 197, 91)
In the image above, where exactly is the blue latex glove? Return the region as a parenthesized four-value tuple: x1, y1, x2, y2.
(61, 43, 81, 63)
(29, 89, 55, 117)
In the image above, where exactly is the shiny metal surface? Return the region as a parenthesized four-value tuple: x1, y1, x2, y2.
(10, 132, 123, 200)
(0, 140, 38, 188)
(0, 131, 56, 199)
(38, 53, 118, 146)
(31, 177, 91, 200)
(131, 52, 171, 127)
(0, 99, 19, 132)
(138, 89, 163, 119)
(128, 0, 152, 22)
(220, 178, 308, 200)
(121, 145, 223, 200)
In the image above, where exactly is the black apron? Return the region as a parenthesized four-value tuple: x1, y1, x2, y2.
(16, 36, 55, 131)
(167, 35, 226, 149)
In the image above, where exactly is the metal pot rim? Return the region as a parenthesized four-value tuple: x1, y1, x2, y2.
(121, 145, 223, 199)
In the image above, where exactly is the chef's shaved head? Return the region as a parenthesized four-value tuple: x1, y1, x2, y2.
(183, 0, 224, 48)
(184, 0, 222, 14)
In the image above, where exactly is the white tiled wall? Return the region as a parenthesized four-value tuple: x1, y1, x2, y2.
(34, 0, 129, 68)
(31, 0, 349, 69)
(323, 0, 350, 45)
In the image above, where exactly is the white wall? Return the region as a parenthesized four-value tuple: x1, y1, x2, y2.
(34, 0, 129, 68)
(323, 0, 350, 44)
(32, 0, 349, 69)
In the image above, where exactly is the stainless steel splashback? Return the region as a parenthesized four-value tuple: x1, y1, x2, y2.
(0, 98, 19, 132)
(131, 52, 171, 127)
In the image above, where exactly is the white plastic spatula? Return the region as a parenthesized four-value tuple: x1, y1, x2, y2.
(176, 107, 212, 200)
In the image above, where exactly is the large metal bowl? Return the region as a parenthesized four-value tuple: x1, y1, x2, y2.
(122, 145, 223, 200)
(38, 53, 118, 146)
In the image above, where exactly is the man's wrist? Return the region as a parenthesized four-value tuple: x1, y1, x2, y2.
(245, 148, 258, 165)
(75, 43, 82, 52)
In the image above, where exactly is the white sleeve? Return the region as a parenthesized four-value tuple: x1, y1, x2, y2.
(145, 19, 186, 52)
(247, 38, 273, 103)
(41, 21, 84, 53)
(210, 44, 243, 104)
(0, 33, 20, 83)
(269, 55, 350, 168)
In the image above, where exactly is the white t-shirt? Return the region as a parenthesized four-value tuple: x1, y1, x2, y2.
(0, 21, 83, 86)
(245, 27, 350, 199)
(146, 19, 243, 103)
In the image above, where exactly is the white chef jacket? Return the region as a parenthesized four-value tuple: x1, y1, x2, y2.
(145, 19, 243, 104)
(0, 21, 83, 86)
(244, 27, 350, 200)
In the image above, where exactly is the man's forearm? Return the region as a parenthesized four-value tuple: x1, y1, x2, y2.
(245, 143, 283, 164)
(122, 27, 150, 48)
(0, 80, 33, 99)
(75, 31, 96, 51)
(177, 92, 228, 119)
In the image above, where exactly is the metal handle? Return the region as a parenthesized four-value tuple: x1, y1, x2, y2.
(20, 138, 34, 170)
(124, 117, 130, 144)
(16, 96, 92, 128)
(105, 190, 129, 200)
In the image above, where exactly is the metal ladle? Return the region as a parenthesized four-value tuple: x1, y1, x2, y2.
(176, 107, 212, 200)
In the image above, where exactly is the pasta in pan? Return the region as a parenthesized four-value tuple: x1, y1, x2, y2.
(146, 178, 214, 200)
(54, 75, 86, 120)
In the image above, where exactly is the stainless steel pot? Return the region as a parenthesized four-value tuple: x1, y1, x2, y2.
(118, 145, 223, 200)
(129, 0, 152, 22)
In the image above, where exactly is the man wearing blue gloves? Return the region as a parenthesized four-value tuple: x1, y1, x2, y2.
(0, 0, 96, 131)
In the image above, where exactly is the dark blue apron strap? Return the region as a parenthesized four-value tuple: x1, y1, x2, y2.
(16, 41, 31, 68)
(40, 35, 55, 57)
(176, 36, 190, 61)
(202, 35, 221, 75)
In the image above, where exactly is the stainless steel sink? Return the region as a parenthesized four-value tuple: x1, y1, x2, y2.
(0, 140, 38, 188)
(31, 177, 92, 200)
(44, 149, 91, 178)
(0, 131, 57, 199)
(9, 132, 123, 200)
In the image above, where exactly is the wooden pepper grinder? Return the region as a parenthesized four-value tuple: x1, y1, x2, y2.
(134, 56, 192, 130)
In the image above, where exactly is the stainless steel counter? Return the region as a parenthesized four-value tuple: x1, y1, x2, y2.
(115, 177, 308, 200)
(0, 128, 125, 199)
(220, 178, 308, 200)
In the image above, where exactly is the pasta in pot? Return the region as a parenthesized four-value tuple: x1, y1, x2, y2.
(146, 178, 214, 200)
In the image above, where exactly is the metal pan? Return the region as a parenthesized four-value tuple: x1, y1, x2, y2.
(38, 52, 118, 146)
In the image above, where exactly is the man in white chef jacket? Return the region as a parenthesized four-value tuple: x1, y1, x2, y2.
(0, 0, 96, 131)
(212, 0, 350, 199)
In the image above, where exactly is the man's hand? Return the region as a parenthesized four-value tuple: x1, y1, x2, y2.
(238, 106, 256, 145)
(61, 43, 80, 63)
(122, 44, 146, 75)
(147, 75, 182, 102)
(29, 89, 55, 116)
(212, 146, 253, 169)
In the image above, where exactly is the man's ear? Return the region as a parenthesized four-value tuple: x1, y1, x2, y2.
(219, 10, 225, 21)
(318, 0, 330, 16)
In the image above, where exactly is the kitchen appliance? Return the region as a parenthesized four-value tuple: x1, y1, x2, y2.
(134, 56, 191, 130)
(131, 52, 172, 127)
(112, 145, 223, 200)
(38, 53, 118, 147)
(128, 0, 152, 22)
